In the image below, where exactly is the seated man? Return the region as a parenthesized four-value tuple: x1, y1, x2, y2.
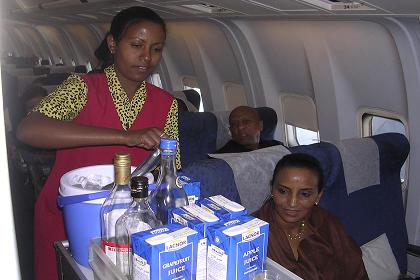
(217, 105, 282, 153)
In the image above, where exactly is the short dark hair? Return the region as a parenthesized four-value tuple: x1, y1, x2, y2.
(110, 6, 166, 42)
(271, 153, 324, 192)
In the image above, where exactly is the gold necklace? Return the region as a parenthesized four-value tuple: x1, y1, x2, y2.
(286, 220, 306, 241)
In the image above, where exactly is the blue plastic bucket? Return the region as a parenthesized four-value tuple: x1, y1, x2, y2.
(58, 165, 115, 267)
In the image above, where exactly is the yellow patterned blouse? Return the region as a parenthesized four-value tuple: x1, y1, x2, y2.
(34, 65, 181, 168)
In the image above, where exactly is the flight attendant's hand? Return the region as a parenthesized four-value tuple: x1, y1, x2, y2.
(125, 127, 164, 150)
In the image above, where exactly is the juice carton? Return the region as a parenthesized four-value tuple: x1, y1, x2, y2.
(131, 223, 199, 280)
(177, 173, 201, 204)
(169, 204, 221, 280)
(198, 195, 247, 220)
(206, 215, 269, 280)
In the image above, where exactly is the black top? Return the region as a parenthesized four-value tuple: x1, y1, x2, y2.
(216, 139, 283, 154)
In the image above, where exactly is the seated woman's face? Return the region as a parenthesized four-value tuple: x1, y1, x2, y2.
(272, 167, 322, 225)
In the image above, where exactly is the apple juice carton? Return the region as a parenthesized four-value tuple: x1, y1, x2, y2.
(198, 195, 247, 220)
(206, 215, 269, 280)
(169, 204, 221, 280)
(131, 223, 199, 280)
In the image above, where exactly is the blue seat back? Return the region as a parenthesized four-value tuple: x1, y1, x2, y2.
(255, 107, 278, 141)
(178, 111, 217, 168)
(322, 133, 408, 273)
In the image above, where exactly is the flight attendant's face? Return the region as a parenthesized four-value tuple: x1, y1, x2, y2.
(107, 20, 165, 92)
(272, 167, 322, 226)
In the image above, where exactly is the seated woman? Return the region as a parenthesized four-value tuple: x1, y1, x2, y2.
(255, 153, 368, 279)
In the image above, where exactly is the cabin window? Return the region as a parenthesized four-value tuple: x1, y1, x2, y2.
(281, 94, 319, 147)
(285, 125, 319, 147)
(223, 83, 247, 111)
(182, 77, 204, 112)
(361, 112, 408, 184)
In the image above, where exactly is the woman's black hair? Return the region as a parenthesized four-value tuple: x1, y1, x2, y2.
(110, 6, 166, 42)
(93, 6, 166, 70)
(94, 32, 113, 71)
(271, 153, 324, 192)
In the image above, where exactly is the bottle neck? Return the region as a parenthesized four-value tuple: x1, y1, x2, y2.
(115, 165, 130, 185)
(159, 152, 177, 178)
(133, 197, 150, 208)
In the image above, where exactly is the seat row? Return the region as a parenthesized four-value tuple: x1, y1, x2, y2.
(176, 110, 409, 278)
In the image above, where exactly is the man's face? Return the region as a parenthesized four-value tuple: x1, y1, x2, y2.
(229, 107, 263, 150)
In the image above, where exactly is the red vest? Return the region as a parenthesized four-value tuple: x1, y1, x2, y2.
(34, 73, 173, 280)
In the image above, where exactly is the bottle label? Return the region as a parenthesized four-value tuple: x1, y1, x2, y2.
(115, 243, 131, 275)
(116, 243, 130, 251)
(102, 239, 118, 265)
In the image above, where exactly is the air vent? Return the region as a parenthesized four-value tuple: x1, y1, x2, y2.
(299, 0, 375, 11)
(181, 3, 234, 14)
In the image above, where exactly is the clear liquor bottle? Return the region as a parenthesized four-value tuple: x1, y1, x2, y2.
(100, 153, 132, 265)
(149, 138, 188, 224)
(115, 176, 161, 278)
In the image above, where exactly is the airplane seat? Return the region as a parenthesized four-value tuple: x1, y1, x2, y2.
(17, 75, 44, 97)
(40, 59, 50, 66)
(181, 132, 408, 277)
(15, 57, 36, 69)
(324, 132, 409, 277)
(33, 66, 50, 76)
(255, 107, 278, 140)
(172, 91, 199, 112)
(49, 65, 75, 74)
(42, 72, 71, 85)
(212, 106, 279, 150)
(74, 65, 87, 73)
(178, 111, 218, 168)
(211, 110, 231, 149)
(40, 85, 58, 94)
(182, 89, 201, 111)
(182, 158, 241, 203)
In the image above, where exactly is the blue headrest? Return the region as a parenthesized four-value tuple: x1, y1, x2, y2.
(178, 111, 217, 168)
(183, 89, 201, 111)
(255, 107, 278, 140)
(289, 141, 342, 193)
(75, 65, 87, 74)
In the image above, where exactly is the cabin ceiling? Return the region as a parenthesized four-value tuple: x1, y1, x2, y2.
(1, 0, 420, 24)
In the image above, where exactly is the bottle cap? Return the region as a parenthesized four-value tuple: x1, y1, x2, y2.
(159, 138, 177, 150)
(114, 152, 131, 167)
(131, 176, 148, 198)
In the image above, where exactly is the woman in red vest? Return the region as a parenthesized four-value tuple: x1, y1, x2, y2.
(17, 6, 179, 280)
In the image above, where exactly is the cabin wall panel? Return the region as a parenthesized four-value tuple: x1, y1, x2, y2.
(164, 21, 244, 111)
(35, 25, 74, 65)
(62, 24, 101, 66)
(230, 20, 408, 142)
(324, 22, 407, 139)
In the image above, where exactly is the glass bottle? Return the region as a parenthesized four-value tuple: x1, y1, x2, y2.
(115, 176, 161, 278)
(149, 138, 188, 224)
(100, 152, 132, 265)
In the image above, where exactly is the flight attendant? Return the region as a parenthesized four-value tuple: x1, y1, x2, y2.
(16, 6, 180, 280)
